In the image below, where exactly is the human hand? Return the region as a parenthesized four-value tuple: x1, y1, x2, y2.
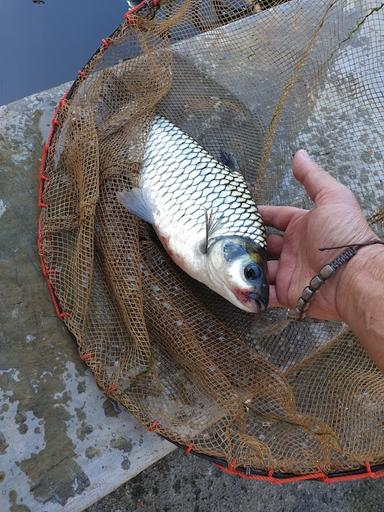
(260, 150, 377, 321)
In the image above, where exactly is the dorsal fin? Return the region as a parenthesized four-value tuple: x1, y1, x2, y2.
(220, 150, 240, 173)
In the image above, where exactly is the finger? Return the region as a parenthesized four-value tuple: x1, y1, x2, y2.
(267, 234, 283, 259)
(268, 285, 284, 308)
(259, 205, 305, 231)
(292, 150, 347, 205)
(267, 260, 279, 283)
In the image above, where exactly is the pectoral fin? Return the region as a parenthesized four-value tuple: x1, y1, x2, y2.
(201, 208, 225, 254)
(117, 188, 155, 224)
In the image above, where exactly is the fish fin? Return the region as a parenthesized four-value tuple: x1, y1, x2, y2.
(220, 150, 240, 173)
(202, 208, 225, 254)
(117, 188, 155, 224)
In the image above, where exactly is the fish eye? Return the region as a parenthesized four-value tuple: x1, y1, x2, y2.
(244, 263, 262, 282)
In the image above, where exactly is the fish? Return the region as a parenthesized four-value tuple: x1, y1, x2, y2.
(117, 115, 268, 313)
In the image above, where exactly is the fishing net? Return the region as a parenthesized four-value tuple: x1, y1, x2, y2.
(38, 0, 384, 480)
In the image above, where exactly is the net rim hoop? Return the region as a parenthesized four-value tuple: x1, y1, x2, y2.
(36, 0, 384, 484)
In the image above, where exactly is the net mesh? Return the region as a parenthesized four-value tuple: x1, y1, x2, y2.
(39, 0, 384, 476)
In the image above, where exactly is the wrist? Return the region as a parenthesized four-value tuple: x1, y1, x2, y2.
(336, 244, 384, 321)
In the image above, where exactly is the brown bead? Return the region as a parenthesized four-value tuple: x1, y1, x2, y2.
(297, 298, 307, 311)
(319, 264, 334, 280)
(310, 275, 324, 290)
(287, 308, 301, 320)
(302, 287, 314, 301)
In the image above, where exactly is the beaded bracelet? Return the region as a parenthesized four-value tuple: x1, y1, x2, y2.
(287, 239, 384, 321)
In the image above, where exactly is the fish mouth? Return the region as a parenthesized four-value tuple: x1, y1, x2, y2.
(234, 286, 269, 313)
(249, 289, 269, 312)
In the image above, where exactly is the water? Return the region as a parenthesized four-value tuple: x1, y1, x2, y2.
(0, 0, 128, 105)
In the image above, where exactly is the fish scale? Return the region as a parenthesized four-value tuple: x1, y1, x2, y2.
(141, 115, 266, 249)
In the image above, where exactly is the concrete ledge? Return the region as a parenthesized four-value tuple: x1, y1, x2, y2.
(0, 84, 175, 512)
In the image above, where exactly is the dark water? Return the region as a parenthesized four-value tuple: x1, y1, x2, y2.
(0, 0, 128, 105)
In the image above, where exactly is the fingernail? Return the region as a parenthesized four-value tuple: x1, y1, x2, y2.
(298, 149, 310, 159)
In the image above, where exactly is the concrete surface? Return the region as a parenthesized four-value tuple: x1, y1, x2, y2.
(0, 85, 175, 512)
(88, 449, 384, 512)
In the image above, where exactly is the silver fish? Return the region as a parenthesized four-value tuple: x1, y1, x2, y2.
(118, 115, 268, 312)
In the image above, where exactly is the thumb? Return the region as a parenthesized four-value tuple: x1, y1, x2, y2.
(293, 150, 347, 205)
